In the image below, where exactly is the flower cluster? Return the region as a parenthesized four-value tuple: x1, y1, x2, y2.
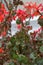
(0, 2, 9, 23)
(24, 2, 43, 17)
(0, 2, 43, 38)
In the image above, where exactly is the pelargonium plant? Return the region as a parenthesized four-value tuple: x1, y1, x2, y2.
(0, 1, 43, 65)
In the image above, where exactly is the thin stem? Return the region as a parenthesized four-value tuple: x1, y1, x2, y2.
(4, 0, 9, 10)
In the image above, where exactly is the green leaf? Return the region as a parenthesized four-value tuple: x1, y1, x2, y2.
(36, 58, 43, 65)
(16, 19, 21, 24)
(13, 46, 18, 51)
(25, 21, 30, 25)
(12, 53, 18, 60)
(18, 54, 28, 64)
(10, 37, 16, 44)
(7, 42, 11, 46)
(12, 54, 28, 64)
(38, 19, 43, 26)
(9, 62, 14, 65)
(30, 52, 36, 60)
(39, 46, 43, 53)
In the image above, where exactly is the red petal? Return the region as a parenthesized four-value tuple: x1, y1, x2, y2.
(0, 48, 4, 53)
(40, 16, 43, 19)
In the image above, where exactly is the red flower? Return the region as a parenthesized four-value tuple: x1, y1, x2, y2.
(2, 31, 6, 36)
(16, 9, 28, 21)
(24, 2, 43, 18)
(0, 2, 9, 23)
(0, 14, 5, 22)
(0, 48, 4, 53)
(26, 26, 32, 30)
(38, 4, 43, 11)
(13, 15, 17, 20)
(17, 24, 22, 29)
(33, 11, 40, 16)
(40, 16, 43, 19)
